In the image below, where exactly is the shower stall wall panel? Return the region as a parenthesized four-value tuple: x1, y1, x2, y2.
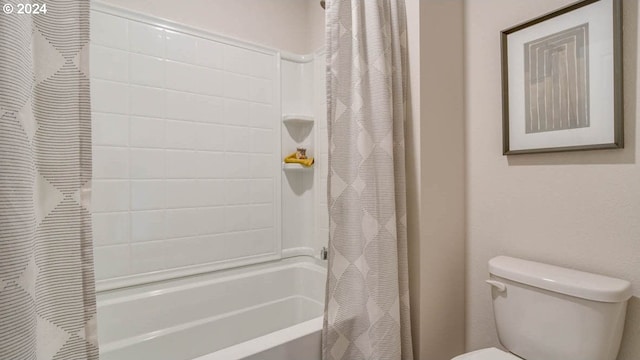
(280, 58, 315, 256)
(90, 9, 281, 290)
(312, 49, 329, 256)
(279, 53, 329, 259)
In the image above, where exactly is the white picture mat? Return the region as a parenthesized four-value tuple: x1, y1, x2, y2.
(507, 0, 614, 151)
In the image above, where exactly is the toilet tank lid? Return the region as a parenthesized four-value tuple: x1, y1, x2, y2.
(489, 256, 632, 303)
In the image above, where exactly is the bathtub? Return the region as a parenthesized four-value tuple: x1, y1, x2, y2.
(97, 258, 326, 360)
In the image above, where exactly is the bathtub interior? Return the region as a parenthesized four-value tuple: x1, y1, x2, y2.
(97, 259, 326, 360)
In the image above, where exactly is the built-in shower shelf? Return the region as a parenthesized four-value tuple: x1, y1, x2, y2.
(282, 114, 314, 126)
(282, 163, 314, 171)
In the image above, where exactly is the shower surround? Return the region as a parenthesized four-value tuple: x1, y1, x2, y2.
(90, 2, 328, 359)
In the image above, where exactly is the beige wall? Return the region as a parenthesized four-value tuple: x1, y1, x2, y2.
(307, 0, 326, 53)
(406, 0, 466, 359)
(420, 0, 467, 358)
(465, 1, 640, 359)
(99, 0, 325, 54)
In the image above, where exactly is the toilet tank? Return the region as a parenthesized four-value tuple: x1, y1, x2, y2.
(488, 256, 632, 360)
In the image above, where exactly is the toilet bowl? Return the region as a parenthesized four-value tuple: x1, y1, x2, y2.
(452, 256, 631, 360)
(452, 347, 519, 360)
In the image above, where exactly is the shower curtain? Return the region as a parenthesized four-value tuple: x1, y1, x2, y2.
(0, 1, 99, 359)
(323, 1, 412, 359)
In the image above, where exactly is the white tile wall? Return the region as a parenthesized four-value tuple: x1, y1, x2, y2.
(94, 244, 130, 279)
(130, 149, 165, 179)
(93, 147, 130, 179)
(130, 54, 165, 88)
(129, 22, 165, 57)
(91, 80, 129, 114)
(130, 181, 165, 210)
(91, 45, 129, 82)
(91, 11, 128, 50)
(165, 30, 197, 64)
(130, 85, 166, 118)
(91, 11, 279, 282)
(92, 113, 129, 146)
(93, 212, 129, 246)
(93, 181, 130, 212)
(130, 117, 165, 148)
(195, 39, 224, 70)
(131, 210, 165, 242)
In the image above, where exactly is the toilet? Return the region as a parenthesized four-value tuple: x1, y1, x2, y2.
(454, 256, 632, 360)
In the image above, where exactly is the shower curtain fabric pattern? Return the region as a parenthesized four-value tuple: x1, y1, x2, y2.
(0, 1, 99, 359)
(323, 0, 413, 359)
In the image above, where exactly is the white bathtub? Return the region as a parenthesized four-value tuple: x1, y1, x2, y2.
(97, 258, 326, 360)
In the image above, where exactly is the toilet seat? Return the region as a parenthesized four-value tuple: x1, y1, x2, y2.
(451, 347, 522, 360)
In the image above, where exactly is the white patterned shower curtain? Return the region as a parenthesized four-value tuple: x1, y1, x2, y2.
(0, 1, 99, 359)
(323, 0, 413, 359)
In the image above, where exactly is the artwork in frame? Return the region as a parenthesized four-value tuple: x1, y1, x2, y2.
(501, 0, 623, 155)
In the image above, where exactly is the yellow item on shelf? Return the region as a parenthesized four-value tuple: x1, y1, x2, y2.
(284, 152, 315, 167)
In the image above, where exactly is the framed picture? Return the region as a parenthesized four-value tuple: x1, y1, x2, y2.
(501, 0, 623, 155)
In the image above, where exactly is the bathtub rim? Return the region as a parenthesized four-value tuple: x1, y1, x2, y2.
(97, 255, 326, 302)
(193, 316, 323, 360)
